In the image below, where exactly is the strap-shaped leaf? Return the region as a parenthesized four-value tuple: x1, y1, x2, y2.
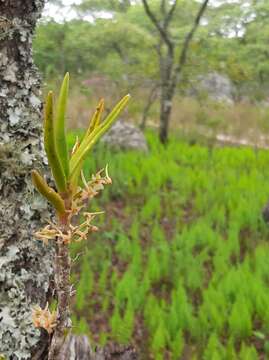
(71, 99, 104, 167)
(70, 94, 130, 174)
(55, 72, 70, 178)
(44, 91, 67, 193)
(85, 98, 104, 138)
(31, 170, 66, 216)
(71, 136, 80, 156)
(69, 99, 104, 191)
(69, 165, 82, 194)
(69, 94, 130, 184)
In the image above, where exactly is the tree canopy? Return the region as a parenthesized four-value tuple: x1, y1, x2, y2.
(35, 0, 269, 101)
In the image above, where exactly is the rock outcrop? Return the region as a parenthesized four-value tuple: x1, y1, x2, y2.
(102, 120, 148, 152)
(192, 72, 235, 104)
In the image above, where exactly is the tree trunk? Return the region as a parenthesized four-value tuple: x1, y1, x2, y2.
(0, 1, 53, 359)
(159, 50, 174, 144)
(159, 84, 173, 144)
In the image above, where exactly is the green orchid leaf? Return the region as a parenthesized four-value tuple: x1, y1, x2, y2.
(55, 72, 70, 178)
(44, 91, 67, 193)
(69, 165, 82, 194)
(69, 94, 130, 185)
(70, 98, 104, 175)
(85, 98, 104, 138)
(31, 170, 66, 216)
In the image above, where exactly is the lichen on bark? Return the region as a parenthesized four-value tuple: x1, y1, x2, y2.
(0, 1, 53, 359)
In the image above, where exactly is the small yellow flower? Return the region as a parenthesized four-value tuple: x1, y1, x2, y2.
(34, 222, 72, 245)
(32, 303, 57, 334)
(34, 167, 111, 244)
(78, 166, 112, 202)
(34, 225, 59, 245)
(70, 211, 102, 242)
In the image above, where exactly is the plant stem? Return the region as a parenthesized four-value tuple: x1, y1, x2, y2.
(48, 198, 72, 360)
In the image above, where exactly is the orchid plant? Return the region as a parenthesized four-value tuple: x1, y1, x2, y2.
(31, 73, 129, 359)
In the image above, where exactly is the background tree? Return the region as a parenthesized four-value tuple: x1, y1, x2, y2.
(0, 0, 52, 358)
(33, 0, 269, 134)
(73, 0, 161, 126)
(142, 0, 209, 143)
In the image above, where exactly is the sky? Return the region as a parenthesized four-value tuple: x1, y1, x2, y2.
(43, 0, 82, 22)
(43, 0, 116, 22)
(43, 0, 243, 22)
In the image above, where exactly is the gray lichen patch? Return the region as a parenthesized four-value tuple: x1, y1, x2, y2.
(0, 0, 53, 359)
(0, 140, 54, 359)
(0, 240, 53, 359)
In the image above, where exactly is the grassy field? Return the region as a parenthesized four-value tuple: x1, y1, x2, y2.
(44, 79, 269, 147)
(68, 131, 269, 359)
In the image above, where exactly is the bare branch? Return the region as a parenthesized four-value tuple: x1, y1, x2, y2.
(177, 0, 209, 74)
(164, 0, 178, 29)
(142, 0, 174, 52)
(161, 0, 166, 16)
(171, 0, 209, 89)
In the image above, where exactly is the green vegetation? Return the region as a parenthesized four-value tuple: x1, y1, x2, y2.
(34, 0, 269, 144)
(69, 132, 269, 359)
(32, 1, 269, 358)
(35, 0, 269, 100)
(31, 74, 129, 357)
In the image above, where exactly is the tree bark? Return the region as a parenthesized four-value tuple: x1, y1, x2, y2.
(159, 51, 174, 144)
(57, 336, 137, 360)
(160, 94, 172, 144)
(0, 1, 53, 359)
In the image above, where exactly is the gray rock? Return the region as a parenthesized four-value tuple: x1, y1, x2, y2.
(193, 72, 235, 104)
(101, 120, 148, 152)
(259, 99, 269, 108)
